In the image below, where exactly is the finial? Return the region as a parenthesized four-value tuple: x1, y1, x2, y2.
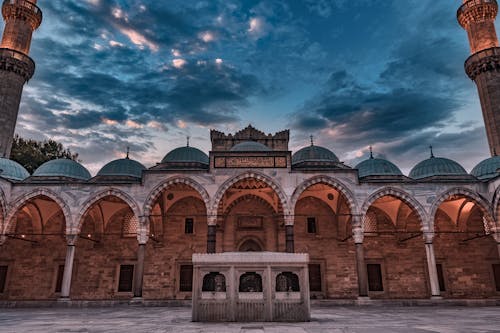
(187, 136, 190, 147)
(310, 135, 314, 146)
(429, 145, 434, 158)
(369, 146, 373, 159)
(126, 146, 130, 159)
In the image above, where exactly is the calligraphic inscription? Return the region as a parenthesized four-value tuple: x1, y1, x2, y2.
(214, 157, 226, 168)
(226, 156, 275, 168)
(275, 157, 287, 167)
(238, 215, 263, 229)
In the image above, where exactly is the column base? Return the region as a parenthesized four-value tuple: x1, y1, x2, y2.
(430, 296, 443, 300)
(130, 297, 144, 305)
(57, 297, 71, 302)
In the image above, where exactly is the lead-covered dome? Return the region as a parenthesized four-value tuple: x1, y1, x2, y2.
(33, 159, 91, 180)
(0, 158, 30, 181)
(161, 146, 209, 164)
(97, 158, 146, 178)
(471, 156, 500, 180)
(230, 141, 271, 151)
(292, 145, 339, 165)
(409, 156, 467, 179)
(355, 157, 402, 178)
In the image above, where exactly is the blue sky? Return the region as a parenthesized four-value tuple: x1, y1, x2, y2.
(1, 0, 496, 174)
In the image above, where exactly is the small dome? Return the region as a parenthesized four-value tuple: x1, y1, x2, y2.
(471, 156, 500, 180)
(161, 146, 209, 164)
(409, 156, 467, 179)
(97, 158, 146, 178)
(292, 145, 339, 165)
(355, 157, 402, 178)
(230, 141, 272, 151)
(34, 159, 91, 180)
(0, 158, 30, 181)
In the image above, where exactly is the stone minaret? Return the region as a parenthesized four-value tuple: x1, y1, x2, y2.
(0, 0, 42, 158)
(458, 0, 500, 156)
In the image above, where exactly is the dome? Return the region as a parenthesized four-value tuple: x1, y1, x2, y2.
(161, 146, 209, 164)
(292, 145, 339, 165)
(355, 157, 402, 178)
(0, 158, 30, 181)
(33, 159, 91, 180)
(97, 158, 146, 178)
(409, 156, 467, 179)
(471, 156, 500, 180)
(230, 141, 272, 152)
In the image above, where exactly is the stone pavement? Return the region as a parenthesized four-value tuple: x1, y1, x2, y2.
(0, 306, 499, 333)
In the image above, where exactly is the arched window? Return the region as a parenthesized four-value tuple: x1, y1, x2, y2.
(239, 272, 262, 292)
(276, 272, 300, 292)
(202, 272, 226, 292)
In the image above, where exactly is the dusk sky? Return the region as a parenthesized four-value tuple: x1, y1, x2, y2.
(1, 0, 496, 174)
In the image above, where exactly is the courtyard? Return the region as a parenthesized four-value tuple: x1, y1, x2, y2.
(0, 305, 499, 333)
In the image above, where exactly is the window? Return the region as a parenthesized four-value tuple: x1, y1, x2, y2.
(185, 218, 194, 234)
(179, 265, 193, 292)
(0, 266, 7, 293)
(307, 217, 317, 234)
(493, 264, 500, 292)
(308, 264, 322, 292)
(202, 272, 226, 292)
(118, 264, 134, 292)
(276, 272, 300, 292)
(55, 265, 65, 293)
(367, 264, 383, 292)
(239, 272, 262, 292)
(436, 264, 446, 292)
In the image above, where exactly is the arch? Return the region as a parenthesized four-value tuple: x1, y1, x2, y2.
(491, 185, 500, 227)
(223, 193, 278, 215)
(3, 188, 72, 235)
(143, 177, 210, 218)
(238, 237, 264, 252)
(210, 171, 289, 217)
(360, 187, 428, 227)
(74, 188, 142, 234)
(290, 175, 357, 215)
(429, 187, 495, 232)
(0, 188, 6, 231)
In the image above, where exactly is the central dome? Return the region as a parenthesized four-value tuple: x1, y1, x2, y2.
(292, 145, 339, 164)
(409, 156, 467, 179)
(161, 146, 209, 164)
(33, 159, 91, 180)
(230, 141, 271, 152)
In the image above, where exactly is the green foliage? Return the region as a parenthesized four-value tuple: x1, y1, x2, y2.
(10, 135, 79, 174)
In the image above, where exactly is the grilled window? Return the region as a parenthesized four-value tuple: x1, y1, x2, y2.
(0, 266, 7, 293)
(308, 264, 322, 292)
(55, 265, 65, 293)
(493, 264, 500, 292)
(118, 265, 134, 292)
(185, 218, 194, 234)
(307, 217, 317, 234)
(436, 264, 446, 292)
(179, 265, 193, 292)
(367, 264, 383, 292)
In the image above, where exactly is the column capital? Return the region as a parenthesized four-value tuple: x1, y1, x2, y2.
(207, 215, 217, 226)
(66, 234, 78, 246)
(137, 232, 149, 245)
(423, 232, 435, 244)
(284, 215, 294, 226)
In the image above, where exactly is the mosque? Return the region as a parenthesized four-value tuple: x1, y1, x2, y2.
(0, 0, 500, 302)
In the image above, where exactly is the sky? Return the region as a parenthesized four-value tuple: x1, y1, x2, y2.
(1, 0, 496, 174)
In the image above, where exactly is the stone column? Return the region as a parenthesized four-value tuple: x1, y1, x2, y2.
(207, 225, 216, 253)
(424, 232, 441, 298)
(133, 219, 148, 298)
(60, 235, 77, 299)
(285, 225, 294, 253)
(352, 215, 368, 297)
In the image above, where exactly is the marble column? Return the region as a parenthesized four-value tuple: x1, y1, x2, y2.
(60, 235, 77, 299)
(133, 219, 148, 298)
(207, 225, 216, 253)
(424, 232, 441, 298)
(285, 225, 294, 253)
(352, 215, 368, 297)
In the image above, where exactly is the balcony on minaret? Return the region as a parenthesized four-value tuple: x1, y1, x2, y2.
(1, 0, 42, 55)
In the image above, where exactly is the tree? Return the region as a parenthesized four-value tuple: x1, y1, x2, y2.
(10, 135, 79, 174)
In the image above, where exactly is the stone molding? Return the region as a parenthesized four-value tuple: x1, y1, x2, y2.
(465, 47, 500, 80)
(457, 0, 498, 29)
(0, 48, 35, 81)
(192, 251, 309, 264)
(2, 0, 42, 30)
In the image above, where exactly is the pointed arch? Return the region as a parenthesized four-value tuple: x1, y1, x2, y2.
(74, 188, 142, 234)
(360, 187, 428, 228)
(290, 175, 356, 214)
(491, 185, 500, 226)
(210, 171, 289, 217)
(3, 188, 72, 234)
(429, 187, 494, 231)
(143, 176, 210, 218)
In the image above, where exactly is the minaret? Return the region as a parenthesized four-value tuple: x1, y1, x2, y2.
(0, 0, 42, 158)
(458, 0, 500, 156)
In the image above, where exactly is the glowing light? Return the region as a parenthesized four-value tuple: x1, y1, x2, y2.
(21, 234, 26, 238)
(172, 58, 187, 68)
(87, 234, 92, 238)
